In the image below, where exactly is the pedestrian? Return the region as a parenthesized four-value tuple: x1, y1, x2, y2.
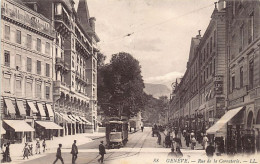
(141, 126, 144, 132)
(206, 142, 215, 157)
(191, 136, 196, 150)
(183, 129, 187, 138)
(98, 141, 106, 164)
(202, 135, 208, 150)
(23, 143, 30, 159)
(5, 142, 11, 162)
(42, 139, 46, 153)
(71, 140, 78, 164)
(1, 143, 7, 163)
(29, 144, 33, 156)
(35, 140, 41, 154)
(157, 132, 161, 145)
(176, 147, 183, 158)
(53, 144, 64, 164)
(185, 133, 190, 147)
(190, 130, 195, 138)
(167, 148, 177, 158)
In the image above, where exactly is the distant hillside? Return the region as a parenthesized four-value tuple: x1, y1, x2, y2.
(144, 83, 171, 98)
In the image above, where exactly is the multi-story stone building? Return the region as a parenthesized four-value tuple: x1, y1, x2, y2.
(22, 0, 100, 134)
(224, 0, 260, 153)
(170, 3, 227, 133)
(1, 0, 60, 143)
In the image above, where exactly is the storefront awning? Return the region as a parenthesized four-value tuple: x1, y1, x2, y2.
(1, 126, 6, 135)
(68, 115, 78, 122)
(37, 103, 46, 117)
(4, 99, 16, 115)
(207, 107, 244, 134)
(3, 120, 35, 132)
(79, 116, 92, 125)
(36, 121, 63, 130)
(46, 104, 54, 117)
(72, 115, 84, 124)
(17, 100, 26, 116)
(59, 113, 75, 123)
(27, 102, 38, 113)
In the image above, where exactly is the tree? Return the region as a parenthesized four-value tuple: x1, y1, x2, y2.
(97, 52, 145, 118)
(97, 52, 106, 68)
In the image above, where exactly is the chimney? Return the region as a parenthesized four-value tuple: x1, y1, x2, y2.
(89, 17, 96, 32)
(218, 0, 226, 11)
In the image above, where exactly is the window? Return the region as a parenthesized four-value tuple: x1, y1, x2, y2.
(16, 30, 21, 44)
(210, 37, 212, 53)
(37, 38, 41, 52)
(3, 74, 11, 93)
(206, 67, 208, 79)
(26, 81, 32, 97)
(5, 25, 10, 40)
(55, 3, 62, 15)
(4, 51, 10, 67)
(213, 30, 216, 47)
(231, 75, 235, 92)
(207, 43, 209, 58)
(45, 85, 50, 99)
(249, 60, 254, 89)
(36, 83, 41, 98)
(248, 12, 254, 44)
(240, 67, 243, 88)
(210, 63, 212, 75)
(15, 54, 21, 70)
(203, 71, 206, 83)
(37, 60, 41, 75)
(239, 25, 244, 52)
(46, 63, 50, 77)
(213, 59, 216, 74)
(27, 57, 32, 72)
(27, 34, 32, 49)
(16, 79, 22, 96)
(45, 42, 50, 54)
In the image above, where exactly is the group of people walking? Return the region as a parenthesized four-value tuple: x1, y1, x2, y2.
(53, 140, 106, 164)
(22, 139, 47, 160)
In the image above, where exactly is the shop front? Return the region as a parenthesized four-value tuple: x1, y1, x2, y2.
(3, 120, 35, 143)
(35, 121, 63, 140)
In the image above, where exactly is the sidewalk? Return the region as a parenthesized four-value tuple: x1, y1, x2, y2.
(8, 132, 105, 163)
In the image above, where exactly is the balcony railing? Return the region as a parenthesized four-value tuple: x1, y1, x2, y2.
(1, 6, 54, 37)
(54, 14, 71, 28)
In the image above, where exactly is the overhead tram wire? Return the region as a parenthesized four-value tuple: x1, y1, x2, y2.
(102, 3, 215, 44)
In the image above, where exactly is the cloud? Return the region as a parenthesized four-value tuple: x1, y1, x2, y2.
(144, 71, 183, 84)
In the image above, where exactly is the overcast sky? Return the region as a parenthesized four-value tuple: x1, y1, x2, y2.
(76, 0, 216, 88)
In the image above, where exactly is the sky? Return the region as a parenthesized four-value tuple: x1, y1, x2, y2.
(76, 0, 216, 89)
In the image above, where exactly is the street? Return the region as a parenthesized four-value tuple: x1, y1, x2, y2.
(16, 127, 209, 164)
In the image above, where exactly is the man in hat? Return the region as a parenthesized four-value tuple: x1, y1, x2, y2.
(98, 141, 106, 163)
(71, 140, 78, 164)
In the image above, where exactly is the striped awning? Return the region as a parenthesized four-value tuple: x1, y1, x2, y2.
(46, 104, 54, 117)
(16, 100, 26, 116)
(37, 103, 46, 117)
(27, 102, 38, 113)
(4, 99, 16, 115)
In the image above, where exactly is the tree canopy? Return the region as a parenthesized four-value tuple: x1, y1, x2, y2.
(97, 52, 145, 118)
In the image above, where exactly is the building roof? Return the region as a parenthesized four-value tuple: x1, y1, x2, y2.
(77, 0, 92, 31)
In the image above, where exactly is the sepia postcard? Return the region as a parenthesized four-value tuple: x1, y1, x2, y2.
(0, 0, 260, 163)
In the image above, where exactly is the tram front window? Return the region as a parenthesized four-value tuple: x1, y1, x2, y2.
(110, 123, 122, 132)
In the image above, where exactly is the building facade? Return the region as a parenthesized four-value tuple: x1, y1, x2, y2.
(1, 0, 57, 143)
(1, 0, 100, 143)
(225, 0, 260, 153)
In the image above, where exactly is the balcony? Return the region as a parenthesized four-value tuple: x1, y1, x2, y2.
(55, 57, 64, 70)
(54, 14, 71, 37)
(228, 86, 248, 101)
(1, 6, 54, 38)
(53, 81, 70, 96)
(75, 72, 89, 85)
